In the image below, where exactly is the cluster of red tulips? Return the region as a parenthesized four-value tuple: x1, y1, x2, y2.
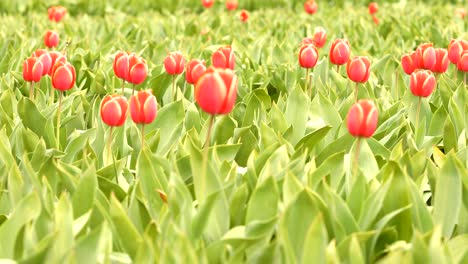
(202, 0, 248, 22)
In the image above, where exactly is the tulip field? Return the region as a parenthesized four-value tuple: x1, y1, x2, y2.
(1, 0, 468, 263)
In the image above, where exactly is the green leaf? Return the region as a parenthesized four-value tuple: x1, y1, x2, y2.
(301, 215, 328, 264)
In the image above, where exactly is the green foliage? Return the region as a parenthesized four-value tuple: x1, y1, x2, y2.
(0, 1, 467, 263)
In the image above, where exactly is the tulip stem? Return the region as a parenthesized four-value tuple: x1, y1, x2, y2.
(29, 82, 34, 100)
(354, 82, 359, 102)
(49, 80, 55, 104)
(132, 84, 136, 96)
(56, 92, 63, 150)
(352, 137, 362, 178)
(107, 127, 113, 166)
(122, 79, 125, 95)
(141, 124, 145, 148)
(337, 65, 340, 73)
(305, 68, 310, 95)
(172, 75, 176, 101)
(415, 96, 422, 130)
(201, 114, 215, 198)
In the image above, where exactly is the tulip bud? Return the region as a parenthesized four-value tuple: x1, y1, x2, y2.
(202, 0, 214, 8)
(48, 6, 67, 22)
(313, 27, 326, 48)
(51, 62, 76, 91)
(195, 67, 237, 115)
(44, 30, 59, 48)
(431, 48, 449, 73)
(347, 100, 378, 138)
(368, 2, 378, 15)
(226, 0, 238, 11)
(48, 51, 67, 76)
(186, 59, 207, 84)
(414, 43, 435, 69)
(164, 52, 185, 75)
(100, 95, 128, 127)
(212, 46, 235, 70)
(448, 39, 468, 65)
(23, 57, 43, 83)
(401, 51, 418, 75)
(410, 70, 436, 98)
(372, 15, 379, 25)
(129, 90, 158, 124)
(329, 39, 351, 66)
(347, 56, 371, 83)
(240, 9, 249, 22)
(299, 44, 319, 68)
(32, 49, 52, 76)
(304, 0, 318, 15)
(113, 51, 129, 80)
(127, 53, 148, 85)
(457, 50, 468, 72)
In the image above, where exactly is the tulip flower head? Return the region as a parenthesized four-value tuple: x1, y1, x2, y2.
(304, 0, 318, 15)
(372, 16, 379, 25)
(113, 51, 130, 80)
(414, 43, 435, 70)
(48, 6, 67, 22)
(410, 70, 436, 98)
(458, 50, 468, 72)
(431, 48, 449, 73)
(129, 90, 158, 124)
(226, 0, 238, 11)
(127, 53, 148, 85)
(202, 0, 214, 8)
(299, 44, 319, 69)
(368, 2, 378, 15)
(329, 39, 351, 66)
(48, 51, 67, 76)
(164, 52, 185, 75)
(32, 49, 52, 76)
(51, 61, 76, 91)
(186, 59, 207, 85)
(44, 30, 59, 48)
(448, 39, 468, 65)
(212, 46, 235, 70)
(240, 9, 249, 22)
(23, 57, 43, 83)
(313, 27, 327, 48)
(195, 67, 237, 115)
(347, 56, 371, 83)
(347, 100, 378, 138)
(100, 95, 128, 127)
(401, 51, 418, 75)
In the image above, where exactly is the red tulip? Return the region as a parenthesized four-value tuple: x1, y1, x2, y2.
(368, 2, 378, 15)
(347, 56, 371, 83)
(304, 0, 318, 15)
(240, 10, 249, 22)
(448, 39, 468, 65)
(23, 57, 43, 83)
(32, 49, 52, 76)
(113, 51, 130, 80)
(226, 0, 238, 11)
(202, 0, 214, 8)
(401, 51, 418, 75)
(100, 95, 128, 127)
(186, 59, 206, 84)
(313, 27, 326, 48)
(372, 15, 379, 25)
(455, 8, 466, 19)
(458, 50, 468, 72)
(414, 43, 435, 69)
(51, 62, 76, 91)
(212, 46, 235, 70)
(410, 70, 436, 98)
(299, 44, 319, 68)
(329, 39, 351, 66)
(44, 30, 59, 48)
(164, 52, 185, 75)
(48, 51, 67, 76)
(195, 67, 237, 115)
(48, 6, 67, 22)
(431, 48, 449, 73)
(347, 100, 378, 138)
(127, 53, 147, 85)
(129, 90, 158, 124)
